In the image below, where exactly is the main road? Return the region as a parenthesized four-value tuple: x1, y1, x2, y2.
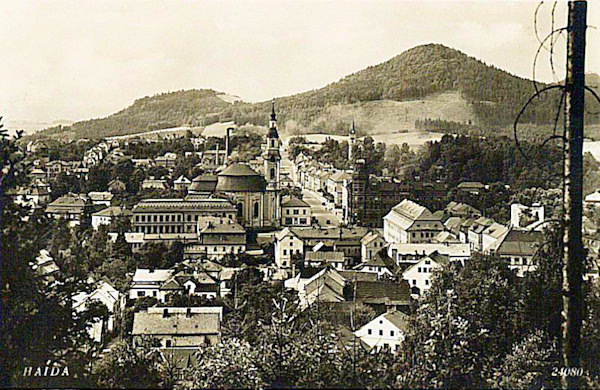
(280, 144, 340, 228)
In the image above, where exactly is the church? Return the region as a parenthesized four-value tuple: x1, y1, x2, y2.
(193, 101, 282, 229)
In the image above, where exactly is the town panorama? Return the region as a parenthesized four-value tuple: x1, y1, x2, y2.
(2, 1, 600, 389)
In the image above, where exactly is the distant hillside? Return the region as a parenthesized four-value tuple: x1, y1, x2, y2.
(35, 44, 599, 140)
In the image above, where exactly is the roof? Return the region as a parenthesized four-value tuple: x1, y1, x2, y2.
(338, 270, 378, 282)
(132, 198, 236, 212)
(216, 163, 266, 192)
(403, 252, 450, 274)
(174, 175, 192, 184)
(388, 243, 471, 258)
(281, 197, 310, 208)
(585, 191, 600, 203)
(354, 280, 411, 304)
(132, 309, 220, 336)
(457, 181, 485, 189)
(92, 206, 132, 218)
(384, 199, 441, 232)
(446, 202, 481, 216)
(132, 269, 175, 284)
(482, 222, 509, 239)
(361, 230, 384, 246)
(492, 228, 543, 257)
(198, 217, 246, 234)
(305, 251, 345, 262)
(328, 171, 352, 182)
(288, 227, 370, 241)
(382, 310, 410, 330)
(188, 175, 218, 193)
(88, 191, 114, 201)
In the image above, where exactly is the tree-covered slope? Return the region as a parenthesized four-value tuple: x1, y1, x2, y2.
(37, 44, 598, 140)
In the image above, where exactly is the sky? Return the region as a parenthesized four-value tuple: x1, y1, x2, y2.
(0, 0, 598, 130)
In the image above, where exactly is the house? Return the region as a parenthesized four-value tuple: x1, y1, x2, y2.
(457, 181, 485, 195)
(326, 171, 352, 207)
(174, 176, 192, 192)
(91, 206, 132, 230)
(383, 199, 444, 244)
(28, 168, 47, 181)
(129, 269, 176, 300)
(184, 217, 247, 259)
(432, 231, 461, 244)
(304, 251, 346, 270)
(481, 222, 509, 253)
(354, 310, 409, 354)
(510, 203, 545, 230)
(159, 270, 220, 301)
(72, 281, 120, 344)
(387, 243, 471, 265)
(155, 153, 178, 168)
(352, 280, 411, 313)
(87, 191, 114, 206)
(297, 267, 347, 309)
(353, 252, 394, 279)
(467, 216, 495, 251)
(11, 179, 51, 208)
(107, 179, 127, 194)
(445, 201, 482, 218)
(281, 197, 312, 227)
(361, 230, 387, 262)
(274, 228, 305, 269)
(401, 252, 450, 296)
(107, 232, 145, 251)
(132, 306, 222, 350)
(585, 190, 600, 207)
(31, 249, 60, 283)
(44, 193, 93, 226)
(142, 177, 169, 190)
(489, 228, 543, 276)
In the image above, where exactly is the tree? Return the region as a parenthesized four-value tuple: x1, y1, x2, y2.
(93, 338, 163, 389)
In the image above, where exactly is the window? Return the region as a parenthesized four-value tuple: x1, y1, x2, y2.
(153, 291, 157, 297)
(293, 209, 299, 215)
(254, 202, 260, 219)
(270, 167, 276, 180)
(368, 329, 372, 335)
(379, 330, 383, 336)
(166, 340, 172, 347)
(303, 209, 306, 215)
(412, 279, 416, 285)
(286, 209, 290, 215)
(425, 280, 429, 285)
(418, 267, 421, 273)
(390, 330, 395, 336)
(138, 291, 145, 297)
(283, 249, 287, 255)
(425, 260, 431, 265)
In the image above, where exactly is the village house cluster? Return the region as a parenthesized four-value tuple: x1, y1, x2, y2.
(15, 104, 600, 383)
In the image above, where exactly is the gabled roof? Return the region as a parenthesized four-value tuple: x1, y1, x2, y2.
(174, 175, 191, 184)
(457, 181, 485, 189)
(92, 206, 132, 217)
(354, 280, 411, 304)
(132, 269, 175, 283)
(281, 196, 310, 208)
(218, 163, 261, 177)
(361, 230, 384, 246)
(383, 310, 410, 330)
(482, 222, 509, 239)
(305, 251, 345, 262)
(491, 228, 543, 257)
(132, 308, 220, 336)
(402, 252, 450, 274)
(328, 171, 352, 182)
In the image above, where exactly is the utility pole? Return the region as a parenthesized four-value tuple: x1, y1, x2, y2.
(562, 1, 586, 389)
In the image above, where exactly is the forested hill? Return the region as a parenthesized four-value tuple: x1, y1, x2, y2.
(36, 44, 597, 140)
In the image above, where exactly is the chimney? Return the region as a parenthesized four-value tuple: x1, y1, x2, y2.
(226, 127, 233, 157)
(215, 143, 220, 166)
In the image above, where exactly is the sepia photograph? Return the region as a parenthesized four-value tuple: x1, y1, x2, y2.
(1, 0, 599, 388)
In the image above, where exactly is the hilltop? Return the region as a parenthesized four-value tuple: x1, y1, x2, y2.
(35, 44, 598, 140)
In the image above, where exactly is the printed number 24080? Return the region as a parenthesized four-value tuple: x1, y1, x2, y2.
(551, 367, 585, 377)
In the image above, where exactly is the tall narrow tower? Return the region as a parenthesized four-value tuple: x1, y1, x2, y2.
(348, 120, 357, 162)
(264, 100, 281, 225)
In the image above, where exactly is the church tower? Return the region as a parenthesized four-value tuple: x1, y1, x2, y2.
(348, 120, 357, 162)
(263, 100, 281, 226)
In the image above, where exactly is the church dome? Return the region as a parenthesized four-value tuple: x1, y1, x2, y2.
(216, 163, 266, 192)
(188, 174, 217, 194)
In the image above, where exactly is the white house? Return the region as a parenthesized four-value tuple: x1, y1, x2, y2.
(87, 191, 114, 206)
(72, 281, 120, 343)
(354, 310, 409, 354)
(481, 222, 509, 254)
(353, 255, 394, 279)
(281, 197, 312, 227)
(401, 252, 449, 296)
(274, 228, 305, 269)
(91, 206, 132, 230)
(361, 230, 387, 262)
(510, 203, 545, 230)
(129, 269, 175, 300)
(383, 199, 444, 244)
(388, 243, 471, 265)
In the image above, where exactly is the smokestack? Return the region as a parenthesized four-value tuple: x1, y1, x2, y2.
(226, 127, 233, 157)
(215, 143, 220, 166)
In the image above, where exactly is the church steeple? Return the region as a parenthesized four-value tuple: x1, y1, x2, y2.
(269, 100, 278, 132)
(348, 120, 357, 161)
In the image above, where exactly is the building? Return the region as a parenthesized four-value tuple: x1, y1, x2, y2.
(132, 306, 222, 349)
(185, 217, 247, 259)
(352, 280, 411, 313)
(348, 159, 411, 228)
(45, 193, 93, 226)
(353, 254, 394, 279)
(387, 243, 471, 265)
(141, 177, 169, 190)
(132, 198, 237, 235)
(31, 249, 60, 284)
(444, 201, 482, 219)
(10, 179, 51, 208)
(298, 267, 347, 309)
(326, 171, 352, 209)
(383, 199, 444, 244)
(361, 230, 387, 262)
(155, 153, 178, 168)
(510, 203, 545, 230)
(481, 222, 509, 253)
(158, 270, 220, 301)
(72, 281, 120, 344)
(401, 252, 449, 296)
(354, 310, 409, 354)
(489, 228, 543, 276)
(91, 206, 132, 230)
(174, 176, 192, 192)
(274, 227, 305, 269)
(87, 191, 114, 206)
(281, 197, 312, 227)
(585, 190, 600, 207)
(107, 179, 127, 194)
(129, 269, 175, 300)
(457, 181, 485, 195)
(187, 175, 218, 197)
(304, 251, 346, 270)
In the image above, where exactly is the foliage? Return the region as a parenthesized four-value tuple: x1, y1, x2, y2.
(93, 338, 163, 389)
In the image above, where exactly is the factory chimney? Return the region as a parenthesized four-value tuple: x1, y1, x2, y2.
(225, 127, 233, 157)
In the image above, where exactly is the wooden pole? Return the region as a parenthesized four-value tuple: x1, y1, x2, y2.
(562, 2, 586, 389)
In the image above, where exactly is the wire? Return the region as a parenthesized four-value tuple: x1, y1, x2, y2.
(532, 28, 568, 94)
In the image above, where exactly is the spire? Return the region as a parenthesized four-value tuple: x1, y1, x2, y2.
(350, 120, 356, 135)
(270, 99, 277, 124)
